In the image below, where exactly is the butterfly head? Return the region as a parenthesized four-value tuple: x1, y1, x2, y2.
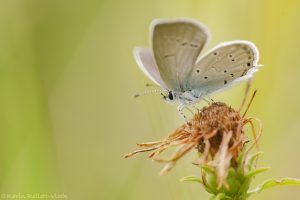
(162, 90, 176, 103)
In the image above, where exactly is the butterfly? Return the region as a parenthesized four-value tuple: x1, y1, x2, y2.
(133, 18, 260, 116)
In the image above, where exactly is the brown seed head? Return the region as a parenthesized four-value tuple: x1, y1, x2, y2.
(193, 102, 244, 159)
(125, 89, 261, 188)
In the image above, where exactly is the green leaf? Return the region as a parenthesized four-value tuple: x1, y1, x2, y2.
(201, 165, 215, 174)
(246, 167, 270, 179)
(247, 177, 300, 196)
(201, 166, 218, 194)
(180, 176, 203, 184)
(237, 151, 245, 165)
(246, 151, 263, 169)
(209, 193, 232, 200)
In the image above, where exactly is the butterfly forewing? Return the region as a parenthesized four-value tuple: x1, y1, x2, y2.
(151, 19, 210, 91)
(187, 41, 259, 93)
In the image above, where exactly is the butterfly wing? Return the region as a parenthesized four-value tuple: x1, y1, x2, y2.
(133, 47, 168, 89)
(151, 18, 210, 91)
(187, 41, 260, 94)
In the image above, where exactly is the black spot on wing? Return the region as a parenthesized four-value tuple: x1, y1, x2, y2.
(164, 54, 175, 58)
(181, 42, 188, 46)
(190, 44, 199, 48)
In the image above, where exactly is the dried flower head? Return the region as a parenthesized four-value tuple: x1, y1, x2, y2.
(125, 84, 261, 188)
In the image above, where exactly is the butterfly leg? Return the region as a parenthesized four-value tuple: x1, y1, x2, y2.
(191, 104, 202, 114)
(177, 104, 187, 121)
(202, 98, 211, 104)
(206, 95, 215, 103)
(202, 97, 215, 105)
(185, 106, 195, 115)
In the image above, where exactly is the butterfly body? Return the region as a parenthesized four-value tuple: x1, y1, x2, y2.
(134, 18, 260, 111)
(163, 90, 201, 105)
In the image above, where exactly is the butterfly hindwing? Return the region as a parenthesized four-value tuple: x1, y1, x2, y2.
(133, 47, 167, 88)
(187, 41, 259, 93)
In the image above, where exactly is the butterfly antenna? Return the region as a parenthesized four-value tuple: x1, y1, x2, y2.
(145, 83, 160, 88)
(133, 89, 165, 98)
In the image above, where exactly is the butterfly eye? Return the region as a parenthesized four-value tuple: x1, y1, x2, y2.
(168, 91, 174, 100)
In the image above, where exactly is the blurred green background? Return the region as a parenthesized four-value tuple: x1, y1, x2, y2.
(0, 0, 299, 199)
